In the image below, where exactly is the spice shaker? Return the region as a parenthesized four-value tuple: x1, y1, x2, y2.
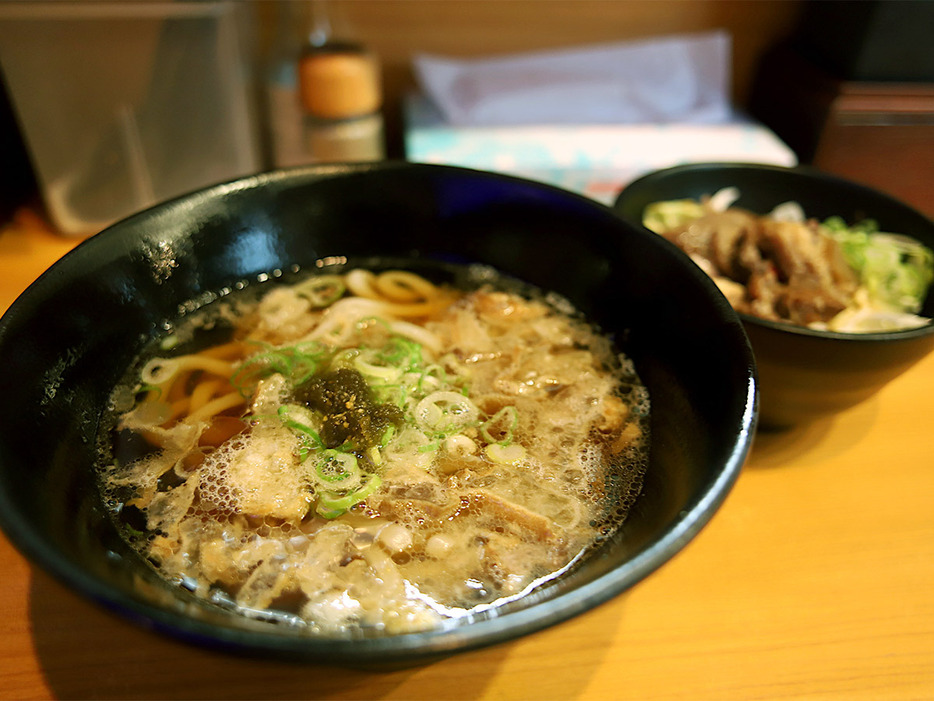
(297, 41, 385, 163)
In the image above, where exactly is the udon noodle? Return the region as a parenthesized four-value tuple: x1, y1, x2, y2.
(100, 266, 648, 634)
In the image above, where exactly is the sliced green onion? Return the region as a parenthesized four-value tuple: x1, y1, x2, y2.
(377, 336, 424, 371)
(371, 383, 407, 408)
(415, 391, 479, 434)
(278, 404, 325, 449)
(290, 343, 329, 385)
(315, 473, 382, 519)
(315, 450, 360, 485)
(642, 199, 706, 234)
(232, 341, 331, 395)
(328, 348, 360, 371)
(135, 382, 162, 399)
(480, 406, 519, 446)
(415, 373, 442, 395)
(382, 428, 434, 466)
(823, 218, 934, 315)
(379, 425, 396, 448)
(417, 364, 447, 393)
(354, 352, 404, 383)
(293, 274, 346, 308)
(417, 441, 440, 454)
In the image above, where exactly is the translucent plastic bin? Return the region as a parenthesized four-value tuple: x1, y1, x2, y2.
(0, 2, 261, 236)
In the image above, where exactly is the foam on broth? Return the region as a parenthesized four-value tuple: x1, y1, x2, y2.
(97, 262, 649, 635)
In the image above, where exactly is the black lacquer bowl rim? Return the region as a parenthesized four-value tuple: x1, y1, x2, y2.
(0, 162, 757, 664)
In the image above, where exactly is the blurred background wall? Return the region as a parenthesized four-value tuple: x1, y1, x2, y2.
(254, 0, 807, 156)
(6, 0, 931, 228)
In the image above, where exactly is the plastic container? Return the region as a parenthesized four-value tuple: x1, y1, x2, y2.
(0, 1, 261, 236)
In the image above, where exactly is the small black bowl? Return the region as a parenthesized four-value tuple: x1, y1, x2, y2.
(613, 162, 934, 429)
(0, 162, 756, 665)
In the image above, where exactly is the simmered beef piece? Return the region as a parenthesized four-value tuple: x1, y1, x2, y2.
(665, 210, 859, 325)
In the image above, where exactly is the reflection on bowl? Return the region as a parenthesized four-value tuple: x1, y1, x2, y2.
(613, 162, 934, 429)
(0, 163, 755, 665)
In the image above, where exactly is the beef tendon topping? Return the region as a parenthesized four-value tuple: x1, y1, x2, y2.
(100, 268, 650, 635)
(645, 190, 933, 332)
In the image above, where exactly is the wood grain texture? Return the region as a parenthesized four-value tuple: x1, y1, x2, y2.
(0, 208, 932, 699)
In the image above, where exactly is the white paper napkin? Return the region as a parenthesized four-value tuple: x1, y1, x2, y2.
(414, 31, 733, 127)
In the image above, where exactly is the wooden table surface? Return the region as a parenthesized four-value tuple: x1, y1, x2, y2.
(0, 210, 932, 701)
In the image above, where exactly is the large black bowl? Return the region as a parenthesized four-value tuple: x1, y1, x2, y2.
(614, 162, 934, 429)
(0, 162, 756, 665)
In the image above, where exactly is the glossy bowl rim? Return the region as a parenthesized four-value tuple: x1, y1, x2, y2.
(0, 162, 757, 663)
